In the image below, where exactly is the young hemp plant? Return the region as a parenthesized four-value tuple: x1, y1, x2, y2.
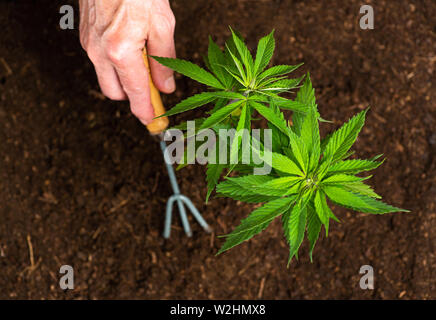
(151, 28, 409, 264)
(216, 75, 409, 264)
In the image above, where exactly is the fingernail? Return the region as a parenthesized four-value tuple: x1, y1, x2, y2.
(165, 76, 176, 92)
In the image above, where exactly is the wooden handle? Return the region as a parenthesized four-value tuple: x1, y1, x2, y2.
(142, 48, 169, 135)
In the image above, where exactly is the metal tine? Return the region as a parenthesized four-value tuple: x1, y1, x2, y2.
(180, 195, 211, 232)
(160, 139, 211, 238)
(176, 196, 192, 237)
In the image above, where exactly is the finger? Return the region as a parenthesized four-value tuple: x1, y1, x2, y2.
(108, 45, 154, 125)
(84, 37, 127, 100)
(78, 0, 87, 27)
(93, 58, 127, 101)
(147, 10, 176, 93)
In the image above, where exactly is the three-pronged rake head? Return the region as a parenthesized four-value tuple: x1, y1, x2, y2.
(159, 140, 212, 238)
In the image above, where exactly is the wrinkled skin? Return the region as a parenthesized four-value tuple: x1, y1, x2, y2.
(79, 0, 176, 125)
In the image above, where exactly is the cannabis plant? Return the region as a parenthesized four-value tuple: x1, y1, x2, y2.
(151, 28, 408, 264)
(153, 29, 306, 200)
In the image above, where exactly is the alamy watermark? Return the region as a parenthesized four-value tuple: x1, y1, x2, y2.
(59, 265, 74, 290)
(162, 121, 273, 175)
(359, 5, 374, 30)
(359, 265, 374, 290)
(59, 5, 74, 30)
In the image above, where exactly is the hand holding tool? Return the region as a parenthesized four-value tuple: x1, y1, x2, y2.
(142, 49, 211, 238)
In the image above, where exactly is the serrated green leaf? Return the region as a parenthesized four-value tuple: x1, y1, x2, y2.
(258, 176, 302, 189)
(296, 72, 316, 106)
(274, 100, 308, 113)
(320, 132, 332, 154)
(251, 145, 304, 177)
(230, 27, 254, 79)
(315, 157, 332, 181)
(256, 76, 288, 89)
(200, 100, 244, 130)
(217, 197, 295, 254)
(224, 35, 241, 74)
(340, 150, 355, 161)
(306, 202, 322, 262)
(224, 196, 296, 237)
(293, 73, 316, 134)
(208, 97, 229, 114)
(323, 109, 368, 163)
(211, 91, 246, 100)
(267, 100, 289, 152)
(206, 163, 225, 202)
(250, 100, 289, 137)
(269, 152, 305, 177)
(252, 89, 290, 102)
(216, 178, 279, 203)
(262, 77, 304, 91)
(300, 107, 320, 172)
(258, 64, 303, 82)
(254, 30, 275, 75)
(286, 129, 309, 174)
(158, 92, 221, 118)
(218, 63, 247, 87)
(203, 54, 211, 71)
(324, 186, 409, 214)
(369, 154, 384, 161)
(341, 181, 381, 199)
(282, 197, 309, 264)
(216, 191, 279, 203)
(314, 190, 330, 229)
(229, 103, 251, 167)
(226, 175, 289, 197)
(289, 180, 304, 195)
(150, 56, 224, 89)
(219, 174, 273, 188)
(328, 159, 383, 175)
(225, 43, 247, 83)
(208, 37, 233, 89)
(226, 175, 288, 196)
(322, 174, 367, 184)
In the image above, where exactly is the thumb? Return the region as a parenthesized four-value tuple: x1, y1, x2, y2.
(147, 13, 177, 94)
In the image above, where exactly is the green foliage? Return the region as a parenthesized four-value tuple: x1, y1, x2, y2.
(151, 27, 409, 264)
(150, 27, 303, 126)
(217, 197, 295, 254)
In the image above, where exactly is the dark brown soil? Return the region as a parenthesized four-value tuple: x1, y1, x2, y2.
(0, 0, 435, 299)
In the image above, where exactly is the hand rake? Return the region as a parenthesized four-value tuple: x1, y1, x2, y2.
(142, 49, 211, 238)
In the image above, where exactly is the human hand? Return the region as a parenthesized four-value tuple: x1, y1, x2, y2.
(79, 0, 176, 125)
